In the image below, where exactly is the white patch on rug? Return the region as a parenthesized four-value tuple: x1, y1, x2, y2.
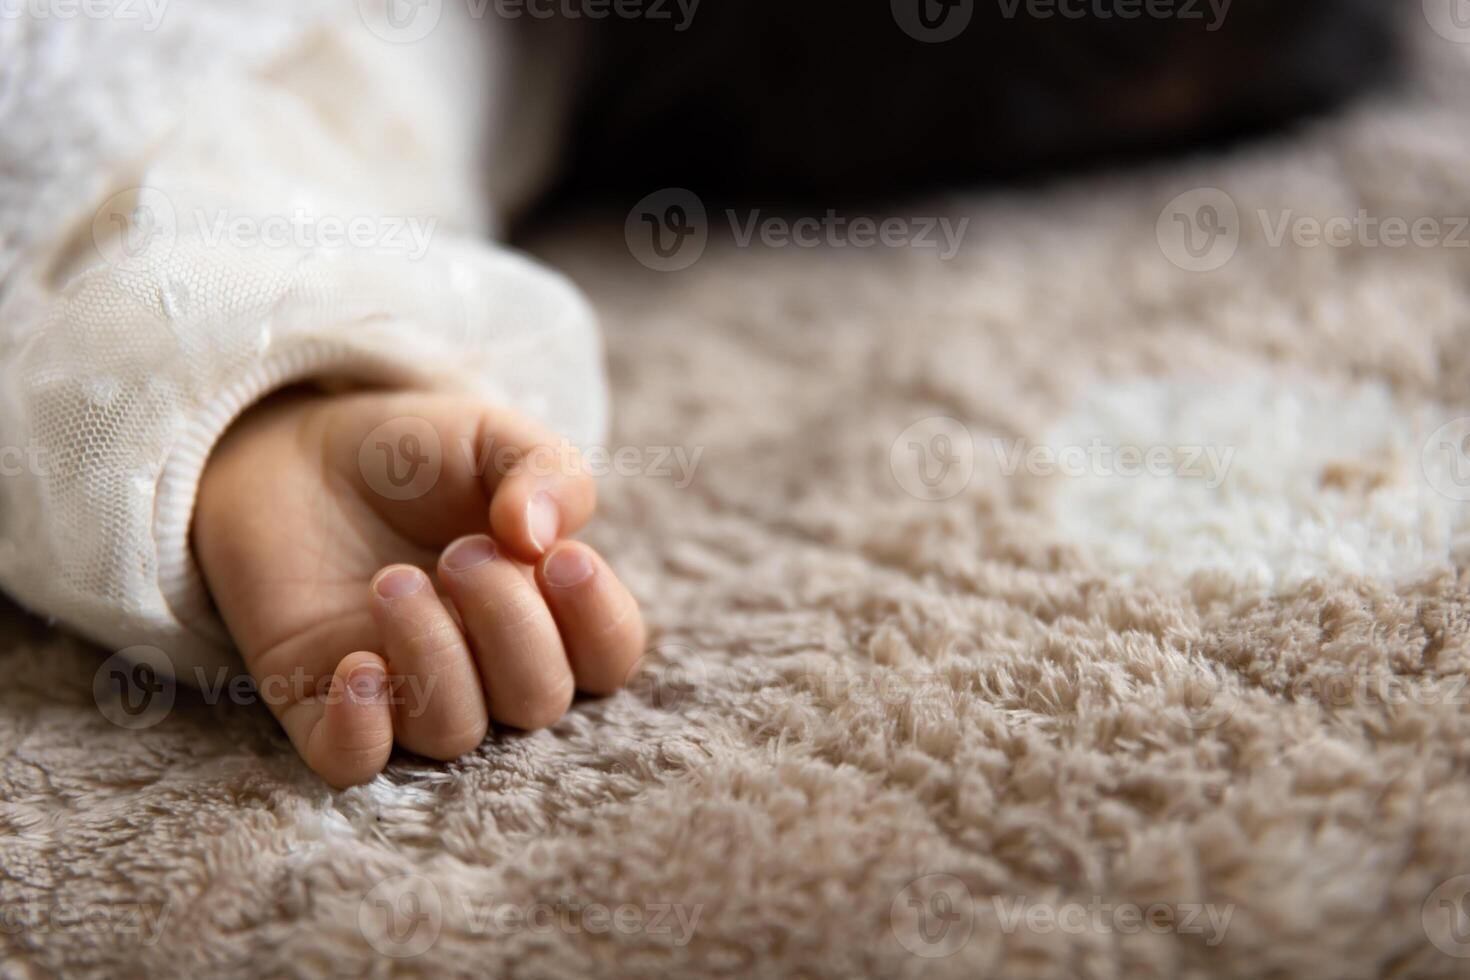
(1030, 378, 1470, 590)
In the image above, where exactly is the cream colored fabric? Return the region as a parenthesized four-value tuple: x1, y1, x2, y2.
(0, 1, 603, 678)
(6, 14, 1470, 980)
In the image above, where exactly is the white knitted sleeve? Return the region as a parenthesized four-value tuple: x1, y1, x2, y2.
(0, 2, 606, 680)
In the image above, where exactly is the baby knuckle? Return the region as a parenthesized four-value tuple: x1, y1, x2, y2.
(508, 675, 575, 730)
(410, 622, 469, 659)
(592, 601, 645, 652)
(484, 590, 547, 631)
(412, 718, 488, 761)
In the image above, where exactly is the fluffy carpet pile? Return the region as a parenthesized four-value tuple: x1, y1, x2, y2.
(8, 16, 1470, 980)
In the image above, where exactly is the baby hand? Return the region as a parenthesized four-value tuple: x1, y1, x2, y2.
(193, 390, 645, 787)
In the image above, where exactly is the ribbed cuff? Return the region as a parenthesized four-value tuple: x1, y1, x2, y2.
(152, 335, 428, 683)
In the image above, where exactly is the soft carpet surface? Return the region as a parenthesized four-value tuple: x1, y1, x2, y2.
(9, 18, 1470, 980)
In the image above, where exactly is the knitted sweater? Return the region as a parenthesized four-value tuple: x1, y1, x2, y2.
(0, 0, 605, 679)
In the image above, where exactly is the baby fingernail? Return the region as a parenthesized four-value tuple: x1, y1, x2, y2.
(373, 566, 424, 600)
(443, 534, 497, 572)
(527, 493, 560, 553)
(348, 667, 387, 704)
(543, 544, 595, 589)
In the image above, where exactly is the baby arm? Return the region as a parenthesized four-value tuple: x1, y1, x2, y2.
(0, 1, 643, 785)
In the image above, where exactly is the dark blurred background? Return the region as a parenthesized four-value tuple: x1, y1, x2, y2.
(541, 0, 1404, 208)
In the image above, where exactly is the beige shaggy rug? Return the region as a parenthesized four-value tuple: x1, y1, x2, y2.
(11, 17, 1470, 980)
